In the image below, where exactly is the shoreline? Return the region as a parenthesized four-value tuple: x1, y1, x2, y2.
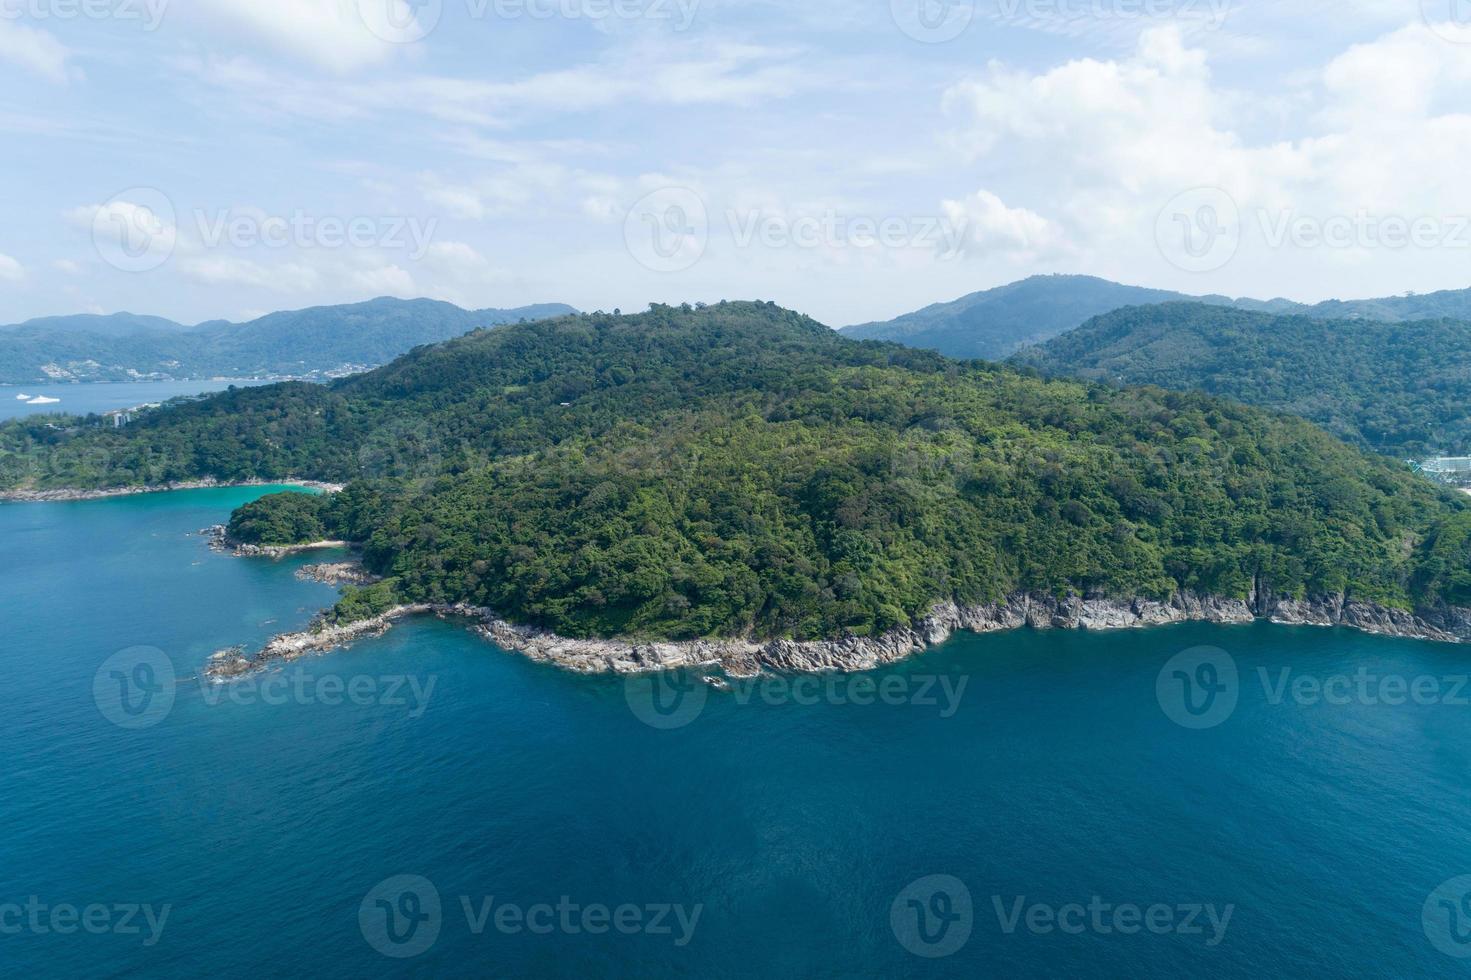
(204, 590, 1471, 682)
(201, 524, 353, 559)
(0, 478, 344, 503)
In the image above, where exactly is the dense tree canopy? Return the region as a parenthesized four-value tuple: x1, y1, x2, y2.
(1014, 303, 1471, 458)
(5, 302, 1467, 639)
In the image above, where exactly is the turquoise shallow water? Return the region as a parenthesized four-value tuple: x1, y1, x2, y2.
(5, 489, 1471, 977)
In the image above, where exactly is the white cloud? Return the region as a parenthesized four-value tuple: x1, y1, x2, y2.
(422, 241, 490, 276)
(181, 256, 320, 291)
(0, 21, 72, 83)
(193, 0, 411, 74)
(940, 190, 1064, 259)
(181, 42, 814, 126)
(0, 253, 25, 281)
(938, 23, 1471, 297)
(53, 259, 82, 275)
(418, 174, 534, 221)
(350, 263, 416, 295)
(66, 198, 179, 264)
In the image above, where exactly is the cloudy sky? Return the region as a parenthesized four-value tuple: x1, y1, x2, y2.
(2, 0, 1471, 326)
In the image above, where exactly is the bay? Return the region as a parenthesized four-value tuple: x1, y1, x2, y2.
(3, 489, 1470, 977)
(0, 381, 277, 422)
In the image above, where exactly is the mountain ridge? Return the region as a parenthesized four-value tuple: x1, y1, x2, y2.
(0, 296, 578, 383)
(842, 274, 1471, 361)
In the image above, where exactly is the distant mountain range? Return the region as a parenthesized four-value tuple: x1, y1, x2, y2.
(0, 297, 577, 384)
(1013, 302, 1471, 459)
(841, 274, 1471, 360)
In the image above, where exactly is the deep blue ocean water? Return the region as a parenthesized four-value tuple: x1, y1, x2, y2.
(5, 488, 1471, 977)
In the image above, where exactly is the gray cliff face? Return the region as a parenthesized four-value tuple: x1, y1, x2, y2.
(205, 592, 1471, 682)
(1266, 595, 1471, 644)
(480, 591, 1471, 676)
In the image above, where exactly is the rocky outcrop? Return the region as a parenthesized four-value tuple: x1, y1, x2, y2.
(203, 524, 353, 559)
(205, 605, 435, 679)
(205, 590, 1471, 682)
(1266, 595, 1471, 644)
(296, 561, 380, 586)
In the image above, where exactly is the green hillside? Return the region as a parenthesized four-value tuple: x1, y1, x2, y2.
(1015, 303, 1471, 458)
(842, 275, 1471, 363)
(4, 302, 1467, 641)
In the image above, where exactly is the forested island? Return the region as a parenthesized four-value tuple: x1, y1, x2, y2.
(4, 302, 1470, 653)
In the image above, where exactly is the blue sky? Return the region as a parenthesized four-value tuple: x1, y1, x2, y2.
(2, 0, 1471, 325)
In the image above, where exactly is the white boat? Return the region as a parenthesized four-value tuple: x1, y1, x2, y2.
(16, 393, 31, 400)
(25, 395, 61, 405)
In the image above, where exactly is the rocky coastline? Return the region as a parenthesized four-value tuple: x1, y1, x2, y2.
(203, 589, 1471, 682)
(202, 524, 353, 559)
(0, 478, 343, 503)
(296, 560, 381, 586)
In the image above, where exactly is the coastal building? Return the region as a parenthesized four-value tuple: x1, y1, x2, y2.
(1417, 457, 1471, 487)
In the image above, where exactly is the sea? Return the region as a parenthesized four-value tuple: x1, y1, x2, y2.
(3, 487, 1471, 977)
(0, 381, 276, 422)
